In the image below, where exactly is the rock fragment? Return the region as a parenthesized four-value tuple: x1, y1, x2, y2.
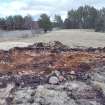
(49, 76, 59, 85)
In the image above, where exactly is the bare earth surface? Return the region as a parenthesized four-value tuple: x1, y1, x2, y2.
(0, 29, 105, 50)
(0, 30, 105, 105)
(0, 41, 105, 105)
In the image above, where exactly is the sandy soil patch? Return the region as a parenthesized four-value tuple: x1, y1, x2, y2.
(0, 29, 105, 50)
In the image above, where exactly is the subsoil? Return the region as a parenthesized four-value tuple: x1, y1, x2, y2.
(0, 41, 105, 105)
(0, 41, 105, 74)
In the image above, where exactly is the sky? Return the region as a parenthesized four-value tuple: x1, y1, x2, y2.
(0, 0, 105, 20)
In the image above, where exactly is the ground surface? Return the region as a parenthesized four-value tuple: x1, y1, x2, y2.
(0, 29, 105, 50)
(0, 30, 105, 105)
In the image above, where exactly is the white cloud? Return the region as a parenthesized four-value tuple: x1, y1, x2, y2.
(0, 0, 105, 20)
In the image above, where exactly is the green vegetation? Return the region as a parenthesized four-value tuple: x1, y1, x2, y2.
(53, 15, 63, 28)
(63, 6, 105, 32)
(0, 15, 33, 30)
(38, 14, 52, 33)
(0, 5, 105, 32)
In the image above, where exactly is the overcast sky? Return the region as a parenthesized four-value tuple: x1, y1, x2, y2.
(0, 0, 105, 20)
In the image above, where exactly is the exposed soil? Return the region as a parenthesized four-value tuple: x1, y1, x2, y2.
(0, 41, 105, 75)
(0, 41, 105, 105)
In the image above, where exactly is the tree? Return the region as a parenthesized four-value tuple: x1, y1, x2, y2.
(0, 18, 6, 30)
(81, 6, 98, 29)
(67, 9, 80, 28)
(0, 15, 33, 30)
(13, 15, 24, 30)
(95, 18, 104, 32)
(54, 15, 63, 28)
(6, 16, 14, 30)
(95, 8, 105, 32)
(64, 18, 71, 29)
(38, 14, 52, 33)
(65, 5, 98, 29)
(24, 15, 33, 29)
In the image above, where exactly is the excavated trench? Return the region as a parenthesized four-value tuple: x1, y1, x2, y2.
(0, 41, 105, 84)
(0, 41, 105, 105)
(0, 41, 105, 74)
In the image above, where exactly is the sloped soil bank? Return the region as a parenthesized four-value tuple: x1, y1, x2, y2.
(0, 41, 105, 105)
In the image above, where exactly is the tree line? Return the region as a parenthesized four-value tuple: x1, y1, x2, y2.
(39, 5, 105, 32)
(0, 15, 33, 30)
(63, 5, 105, 32)
(0, 5, 105, 32)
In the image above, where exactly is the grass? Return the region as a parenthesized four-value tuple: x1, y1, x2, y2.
(0, 29, 105, 50)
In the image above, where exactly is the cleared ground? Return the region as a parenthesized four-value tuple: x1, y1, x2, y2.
(0, 29, 105, 50)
